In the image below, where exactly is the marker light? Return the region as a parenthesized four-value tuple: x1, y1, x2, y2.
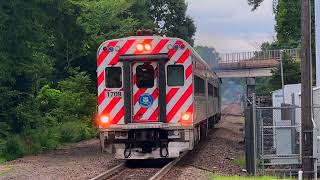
(144, 44, 152, 51)
(136, 44, 144, 51)
(180, 112, 192, 126)
(108, 46, 114, 52)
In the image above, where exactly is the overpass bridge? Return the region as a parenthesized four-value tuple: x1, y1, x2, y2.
(212, 49, 299, 78)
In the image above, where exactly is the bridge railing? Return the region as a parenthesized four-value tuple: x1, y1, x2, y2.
(218, 49, 299, 63)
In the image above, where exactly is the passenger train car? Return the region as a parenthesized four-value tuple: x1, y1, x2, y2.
(96, 34, 221, 159)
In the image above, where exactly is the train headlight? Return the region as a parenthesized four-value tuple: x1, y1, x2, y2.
(180, 112, 192, 125)
(97, 115, 111, 128)
(181, 113, 191, 121)
(101, 115, 110, 123)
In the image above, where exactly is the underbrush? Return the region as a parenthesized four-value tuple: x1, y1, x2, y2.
(1, 121, 96, 161)
(0, 72, 97, 161)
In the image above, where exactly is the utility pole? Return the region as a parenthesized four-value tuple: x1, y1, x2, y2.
(301, 0, 313, 179)
(280, 50, 285, 103)
(316, 0, 320, 87)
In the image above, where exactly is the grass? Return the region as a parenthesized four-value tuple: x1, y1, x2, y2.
(211, 175, 293, 180)
(0, 157, 6, 164)
(232, 157, 246, 167)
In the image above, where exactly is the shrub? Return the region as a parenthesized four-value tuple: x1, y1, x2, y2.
(3, 136, 25, 160)
(58, 121, 95, 143)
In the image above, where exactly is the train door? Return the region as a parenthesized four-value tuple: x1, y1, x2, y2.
(132, 62, 159, 122)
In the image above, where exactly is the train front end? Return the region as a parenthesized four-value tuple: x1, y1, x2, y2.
(96, 35, 194, 159)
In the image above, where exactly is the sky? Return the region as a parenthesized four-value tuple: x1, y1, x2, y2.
(185, 0, 276, 53)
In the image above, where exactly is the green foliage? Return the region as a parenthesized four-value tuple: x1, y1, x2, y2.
(270, 55, 301, 90)
(210, 174, 293, 180)
(232, 156, 246, 167)
(247, 0, 264, 11)
(194, 46, 220, 65)
(275, 0, 301, 45)
(248, 0, 309, 95)
(255, 77, 273, 96)
(59, 121, 96, 143)
(150, 0, 196, 45)
(0, 0, 196, 161)
(3, 136, 25, 161)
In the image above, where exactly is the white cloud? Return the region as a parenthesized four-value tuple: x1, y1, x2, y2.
(195, 32, 275, 53)
(186, 0, 276, 53)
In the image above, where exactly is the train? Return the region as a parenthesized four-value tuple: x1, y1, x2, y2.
(96, 32, 221, 159)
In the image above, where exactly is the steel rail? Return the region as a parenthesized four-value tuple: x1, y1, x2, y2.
(89, 162, 125, 180)
(149, 151, 188, 180)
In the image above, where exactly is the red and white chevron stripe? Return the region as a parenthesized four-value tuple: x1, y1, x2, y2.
(97, 36, 193, 126)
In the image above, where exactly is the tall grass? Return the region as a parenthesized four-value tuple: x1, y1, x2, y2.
(1, 121, 96, 161)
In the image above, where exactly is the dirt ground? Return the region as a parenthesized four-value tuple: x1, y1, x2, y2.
(0, 104, 245, 180)
(164, 105, 246, 179)
(0, 139, 120, 180)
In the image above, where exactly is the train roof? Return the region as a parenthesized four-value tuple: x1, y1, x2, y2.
(98, 35, 219, 79)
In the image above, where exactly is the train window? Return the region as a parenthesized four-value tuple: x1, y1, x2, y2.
(194, 76, 205, 95)
(105, 67, 122, 88)
(214, 87, 219, 97)
(208, 83, 214, 97)
(167, 65, 184, 86)
(136, 64, 154, 88)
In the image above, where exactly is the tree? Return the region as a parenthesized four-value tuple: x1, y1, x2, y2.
(247, 0, 310, 95)
(275, 0, 301, 45)
(0, 0, 198, 161)
(150, 0, 196, 45)
(194, 46, 220, 66)
(247, 0, 264, 10)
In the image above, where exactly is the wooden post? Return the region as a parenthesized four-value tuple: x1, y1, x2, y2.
(301, 0, 314, 178)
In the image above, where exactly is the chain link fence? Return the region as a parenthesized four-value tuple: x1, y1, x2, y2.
(245, 101, 320, 178)
(256, 106, 302, 177)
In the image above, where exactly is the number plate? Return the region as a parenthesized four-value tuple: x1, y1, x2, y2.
(106, 91, 122, 98)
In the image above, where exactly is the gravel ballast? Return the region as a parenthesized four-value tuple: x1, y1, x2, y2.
(0, 104, 245, 180)
(0, 139, 120, 180)
(164, 104, 246, 179)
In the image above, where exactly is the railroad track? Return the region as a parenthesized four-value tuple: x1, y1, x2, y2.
(90, 151, 187, 180)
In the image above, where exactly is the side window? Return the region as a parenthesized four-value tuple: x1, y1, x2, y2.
(214, 87, 219, 97)
(194, 76, 205, 95)
(167, 65, 184, 86)
(208, 83, 214, 97)
(136, 64, 154, 88)
(105, 67, 122, 88)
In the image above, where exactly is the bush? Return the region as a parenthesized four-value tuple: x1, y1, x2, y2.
(3, 136, 25, 160)
(26, 129, 60, 153)
(1, 72, 97, 161)
(58, 121, 96, 143)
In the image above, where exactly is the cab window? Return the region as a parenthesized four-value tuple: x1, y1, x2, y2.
(167, 65, 184, 86)
(136, 64, 154, 88)
(105, 67, 122, 88)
